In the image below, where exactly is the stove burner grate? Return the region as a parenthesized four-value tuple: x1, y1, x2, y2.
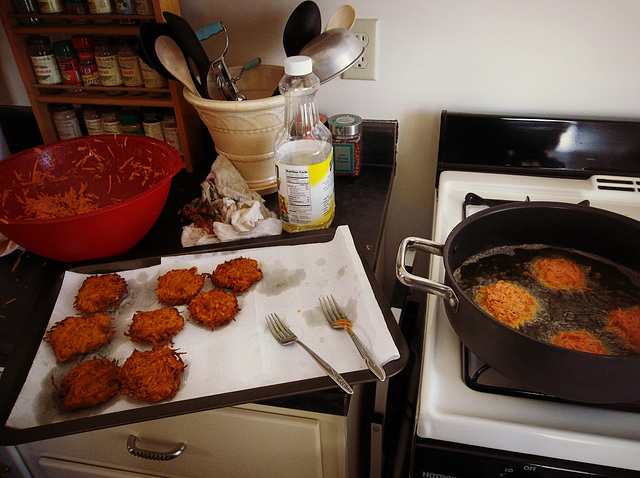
(463, 192, 591, 219)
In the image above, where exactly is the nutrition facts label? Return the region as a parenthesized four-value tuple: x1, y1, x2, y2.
(285, 169, 312, 207)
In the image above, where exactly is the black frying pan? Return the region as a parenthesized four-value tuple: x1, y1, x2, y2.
(397, 201, 640, 403)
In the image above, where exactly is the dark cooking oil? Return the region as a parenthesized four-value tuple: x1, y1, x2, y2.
(453, 245, 640, 355)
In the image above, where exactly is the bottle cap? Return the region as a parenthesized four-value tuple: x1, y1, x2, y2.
(284, 56, 313, 76)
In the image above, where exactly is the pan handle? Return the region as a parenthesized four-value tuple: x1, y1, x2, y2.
(396, 237, 460, 312)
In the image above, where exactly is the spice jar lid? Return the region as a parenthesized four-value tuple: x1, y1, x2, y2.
(328, 114, 362, 136)
(71, 34, 93, 50)
(52, 40, 77, 57)
(117, 110, 142, 125)
(53, 103, 74, 112)
(27, 35, 50, 46)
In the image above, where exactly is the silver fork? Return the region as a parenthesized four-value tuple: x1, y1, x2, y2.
(319, 295, 386, 381)
(266, 313, 354, 394)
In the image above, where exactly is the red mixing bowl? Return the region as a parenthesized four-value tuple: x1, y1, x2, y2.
(0, 135, 183, 262)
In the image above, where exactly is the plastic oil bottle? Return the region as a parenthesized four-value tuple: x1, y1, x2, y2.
(273, 55, 334, 233)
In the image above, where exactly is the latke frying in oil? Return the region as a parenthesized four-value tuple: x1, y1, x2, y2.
(188, 288, 240, 330)
(607, 306, 640, 352)
(120, 345, 185, 402)
(212, 257, 262, 292)
(156, 267, 206, 306)
(126, 307, 184, 345)
(476, 280, 539, 329)
(74, 273, 128, 315)
(54, 357, 120, 411)
(531, 258, 588, 291)
(45, 313, 116, 363)
(551, 330, 608, 355)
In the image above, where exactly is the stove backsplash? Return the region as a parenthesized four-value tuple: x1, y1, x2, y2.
(437, 111, 640, 183)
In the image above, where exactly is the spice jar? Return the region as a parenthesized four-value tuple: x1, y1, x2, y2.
(37, 0, 63, 14)
(72, 35, 101, 89)
(10, 0, 41, 24)
(133, 0, 153, 15)
(162, 113, 182, 154)
(140, 57, 168, 94)
(53, 104, 82, 140)
(328, 114, 362, 176)
(141, 108, 164, 140)
(114, 0, 136, 24)
(118, 110, 144, 135)
(94, 36, 124, 95)
(83, 107, 104, 135)
(53, 40, 83, 90)
(66, 0, 89, 23)
(87, 0, 113, 23)
(117, 37, 144, 94)
(28, 35, 62, 85)
(101, 106, 122, 133)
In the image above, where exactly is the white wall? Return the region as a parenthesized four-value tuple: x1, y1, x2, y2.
(3, 0, 640, 294)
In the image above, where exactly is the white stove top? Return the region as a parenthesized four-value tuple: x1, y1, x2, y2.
(416, 171, 640, 470)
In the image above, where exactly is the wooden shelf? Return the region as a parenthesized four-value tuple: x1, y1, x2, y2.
(0, 0, 203, 171)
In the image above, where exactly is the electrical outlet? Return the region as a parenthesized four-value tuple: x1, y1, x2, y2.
(342, 18, 378, 80)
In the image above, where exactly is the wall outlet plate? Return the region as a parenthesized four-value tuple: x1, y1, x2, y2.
(342, 18, 378, 81)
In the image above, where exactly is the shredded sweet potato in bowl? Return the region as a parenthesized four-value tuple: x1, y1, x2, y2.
(0, 135, 177, 223)
(0, 135, 182, 262)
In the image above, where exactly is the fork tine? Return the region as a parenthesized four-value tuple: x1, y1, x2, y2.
(329, 295, 346, 318)
(319, 296, 336, 324)
(271, 313, 295, 339)
(266, 313, 278, 337)
(271, 313, 286, 334)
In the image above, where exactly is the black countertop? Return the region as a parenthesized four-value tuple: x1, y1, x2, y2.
(0, 120, 402, 444)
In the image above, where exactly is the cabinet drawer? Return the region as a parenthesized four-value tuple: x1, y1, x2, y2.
(17, 405, 346, 478)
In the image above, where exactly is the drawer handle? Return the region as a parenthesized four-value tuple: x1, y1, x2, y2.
(126, 435, 186, 461)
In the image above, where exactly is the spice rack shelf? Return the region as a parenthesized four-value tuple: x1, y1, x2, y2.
(0, 0, 203, 172)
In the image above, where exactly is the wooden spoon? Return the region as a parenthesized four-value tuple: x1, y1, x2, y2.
(325, 5, 356, 31)
(154, 35, 201, 97)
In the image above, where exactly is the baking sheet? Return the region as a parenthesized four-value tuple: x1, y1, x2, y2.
(7, 226, 400, 430)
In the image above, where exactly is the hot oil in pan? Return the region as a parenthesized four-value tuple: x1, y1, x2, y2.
(454, 246, 640, 355)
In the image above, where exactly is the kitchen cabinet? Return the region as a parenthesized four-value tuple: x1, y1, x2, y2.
(15, 403, 348, 477)
(0, 0, 203, 171)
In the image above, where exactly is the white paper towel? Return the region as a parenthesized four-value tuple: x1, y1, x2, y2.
(7, 226, 400, 429)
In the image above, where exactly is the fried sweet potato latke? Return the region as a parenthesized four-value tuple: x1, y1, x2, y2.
(212, 257, 263, 292)
(126, 307, 184, 345)
(531, 258, 588, 291)
(551, 330, 608, 355)
(54, 357, 120, 411)
(120, 345, 185, 402)
(45, 313, 115, 363)
(188, 288, 240, 330)
(156, 267, 205, 306)
(476, 280, 539, 329)
(607, 306, 640, 352)
(74, 273, 128, 315)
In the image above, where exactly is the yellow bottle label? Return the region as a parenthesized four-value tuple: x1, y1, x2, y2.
(276, 149, 334, 229)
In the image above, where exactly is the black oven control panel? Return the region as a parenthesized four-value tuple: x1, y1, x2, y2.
(413, 439, 639, 478)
